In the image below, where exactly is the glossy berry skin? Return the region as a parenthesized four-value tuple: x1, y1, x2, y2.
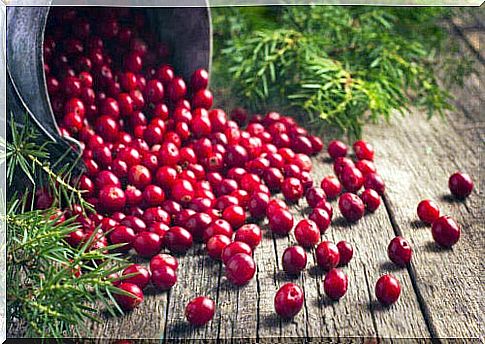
(222, 205, 246, 229)
(324, 268, 348, 300)
(143, 185, 165, 207)
(274, 283, 304, 319)
(99, 186, 126, 211)
(375, 274, 401, 305)
(171, 179, 195, 204)
(281, 177, 304, 203)
(282, 246, 307, 275)
(305, 187, 326, 208)
(308, 208, 331, 234)
(388, 236, 412, 267)
(364, 173, 385, 195)
(206, 234, 232, 260)
(431, 216, 461, 248)
(417, 199, 440, 224)
(294, 219, 320, 248)
(248, 192, 270, 219)
(320, 176, 342, 200)
(225, 253, 256, 286)
(336, 241, 353, 266)
(185, 296, 215, 326)
(203, 219, 233, 243)
(338, 193, 365, 222)
(128, 165, 152, 189)
(221, 241, 252, 265)
(151, 265, 177, 290)
(327, 140, 348, 160)
(340, 166, 364, 193)
(361, 188, 381, 213)
(268, 207, 294, 235)
(315, 200, 333, 220)
(164, 226, 193, 254)
(316, 241, 340, 271)
(355, 159, 376, 176)
(353, 140, 374, 161)
(448, 172, 474, 199)
(133, 232, 162, 258)
(150, 253, 179, 272)
(122, 264, 151, 290)
(191, 68, 209, 90)
(109, 225, 136, 252)
(235, 224, 262, 249)
(114, 282, 144, 311)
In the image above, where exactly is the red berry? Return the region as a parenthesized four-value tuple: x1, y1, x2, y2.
(324, 268, 348, 300)
(417, 199, 440, 224)
(327, 140, 348, 160)
(333, 157, 354, 177)
(206, 234, 232, 260)
(308, 135, 324, 155)
(168, 77, 187, 101)
(225, 253, 256, 286)
(190, 68, 209, 91)
(364, 173, 385, 195)
(185, 212, 213, 242)
(431, 216, 461, 248)
(268, 207, 294, 235)
(448, 171, 474, 199)
(266, 198, 288, 217)
(158, 142, 180, 166)
(113, 282, 143, 312)
(109, 225, 136, 252)
(122, 264, 151, 290)
(263, 167, 284, 191)
(305, 187, 326, 208)
(100, 97, 120, 119)
(185, 296, 215, 326)
(338, 193, 365, 222)
(143, 185, 165, 206)
(320, 176, 342, 200)
(63, 112, 83, 133)
(355, 159, 376, 176)
(340, 166, 364, 193)
(274, 283, 304, 319)
(120, 216, 147, 233)
(98, 186, 126, 211)
(361, 189, 381, 212)
(282, 246, 307, 275)
(117, 147, 141, 167)
(353, 140, 374, 161)
(281, 177, 304, 203)
(375, 274, 400, 305)
(124, 51, 143, 72)
(150, 253, 179, 272)
(294, 219, 320, 248)
(248, 192, 270, 219)
(234, 224, 262, 249)
(164, 226, 193, 254)
(133, 232, 162, 258)
(221, 241, 252, 265)
(308, 208, 331, 233)
(192, 89, 213, 109)
(171, 179, 195, 204)
(155, 166, 178, 190)
(203, 219, 233, 243)
(144, 79, 164, 103)
(388, 236, 412, 267)
(151, 265, 177, 290)
(95, 115, 119, 142)
(336, 241, 353, 266)
(316, 241, 340, 270)
(128, 165, 152, 189)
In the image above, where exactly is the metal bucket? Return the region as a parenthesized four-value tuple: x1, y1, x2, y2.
(6, 5, 212, 163)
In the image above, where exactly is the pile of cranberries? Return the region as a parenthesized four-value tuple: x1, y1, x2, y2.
(37, 7, 474, 326)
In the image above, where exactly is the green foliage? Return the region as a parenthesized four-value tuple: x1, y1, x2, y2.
(212, 6, 473, 138)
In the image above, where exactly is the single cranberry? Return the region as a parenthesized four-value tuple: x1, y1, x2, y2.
(225, 145, 249, 168)
(79, 175, 95, 197)
(353, 140, 374, 161)
(63, 112, 83, 133)
(173, 209, 196, 228)
(122, 264, 151, 290)
(112, 212, 126, 223)
(324, 268, 348, 300)
(327, 140, 348, 159)
(263, 167, 284, 191)
(316, 241, 340, 270)
(222, 205, 246, 229)
(309, 136, 324, 155)
(364, 173, 385, 195)
(225, 253, 256, 286)
(266, 198, 288, 217)
(375, 274, 400, 305)
(114, 282, 143, 311)
(309, 208, 331, 233)
(111, 159, 129, 179)
(144, 79, 164, 103)
(192, 89, 213, 109)
(361, 189, 381, 212)
(98, 186, 125, 211)
(164, 226, 193, 254)
(117, 147, 141, 167)
(239, 173, 261, 194)
(336, 241, 353, 266)
(150, 253, 179, 272)
(124, 51, 143, 73)
(221, 241, 252, 265)
(95, 170, 120, 190)
(63, 76, 82, 97)
(247, 192, 270, 219)
(274, 283, 304, 319)
(158, 142, 180, 166)
(65, 229, 85, 247)
(448, 171, 474, 199)
(190, 68, 209, 91)
(268, 207, 294, 235)
(282, 246, 307, 275)
(292, 153, 312, 172)
(168, 76, 187, 102)
(340, 166, 364, 193)
(109, 225, 136, 252)
(185, 212, 213, 241)
(133, 232, 162, 258)
(120, 216, 147, 233)
(214, 195, 239, 211)
(185, 296, 215, 326)
(431, 216, 461, 248)
(93, 145, 113, 168)
(320, 176, 342, 200)
(333, 157, 354, 177)
(206, 234, 232, 260)
(231, 189, 250, 208)
(151, 265, 177, 290)
(305, 187, 326, 208)
(171, 179, 195, 204)
(417, 199, 440, 224)
(292, 135, 313, 155)
(294, 219, 320, 248)
(217, 178, 239, 196)
(156, 65, 174, 85)
(208, 109, 227, 132)
(388, 236, 412, 267)
(142, 207, 170, 225)
(235, 224, 262, 249)
(355, 159, 376, 176)
(338, 193, 365, 222)
(155, 166, 177, 190)
(128, 165, 152, 189)
(281, 177, 304, 203)
(100, 97, 120, 119)
(142, 185, 165, 207)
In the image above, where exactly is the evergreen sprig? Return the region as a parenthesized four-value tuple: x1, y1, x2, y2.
(212, 6, 474, 138)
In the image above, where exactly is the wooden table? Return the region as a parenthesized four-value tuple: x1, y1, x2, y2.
(87, 16, 484, 343)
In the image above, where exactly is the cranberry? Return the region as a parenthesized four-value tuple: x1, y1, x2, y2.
(282, 246, 307, 275)
(316, 241, 340, 270)
(274, 283, 304, 319)
(95, 115, 119, 142)
(364, 173, 385, 195)
(431, 216, 461, 248)
(266, 198, 288, 217)
(375, 274, 400, 305)
(309, 136, 324, 155)
(353, 140, 374, 160)
(122, 264, 151, 290)
(225, 253, 256, 286)
(151, 265, 177, 290)
(117, 147, 141, 166)
(190, 68, 209, 91)
(355, 159, 376, 176)
(292, 153, 312, 172)
(320, 176, 342, 200)
(417, 199, 440, 224)
(192, 89, 213, 109)
(128, 165, 152, 189)
(173, 209, 196, 227)
(225, 145, 249, 168)
(263, 167, 284, 191)
(308, 208, 331, 233)
(158, 142, 180, 166)
(448, 171, 474, 199)
(305, 187, 326, 208)
(294, 219, 320, 248)
(281, 177, 304, 203)
(168, 77, 187, 101)
(171, 179, 195, 204)
(164, 226, 193, 254)
(133, 232, 162, 258)
(66, 229, 85, 247)
(114, 282, 144, 311)
(361, 189, 381, 212)
(387, 236, 412, 267)
(234, 224, 262, 249)
(333, 157, 354, 177)
(240, 173, 261, 193)
(142, 185, 165, 206)
(340, 166, 364, 193)
(248, 192, 270, 219)
(120, 216, 147, 233)
(203, 219, 233, 243)
(185, 212, 213, 241)
(63, 112, 83, 133)
(268, 207, 294, 235)
(215, 195, 239, 211)
(338, 193, 365, 222)
(221, 241, 252, 265)
(143, 207, 170, 225)
(327, 140, 348, 159)
(324, 268, 348, 300)
(95, 170, 120, 190)
(150, 253, 179, 272)
(185, 296, 215, 326)
(99, 186, 125, 211)
(206, 234, 232, 260)
(336, 241, 353, 266)
(109, 225, 136, 252)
